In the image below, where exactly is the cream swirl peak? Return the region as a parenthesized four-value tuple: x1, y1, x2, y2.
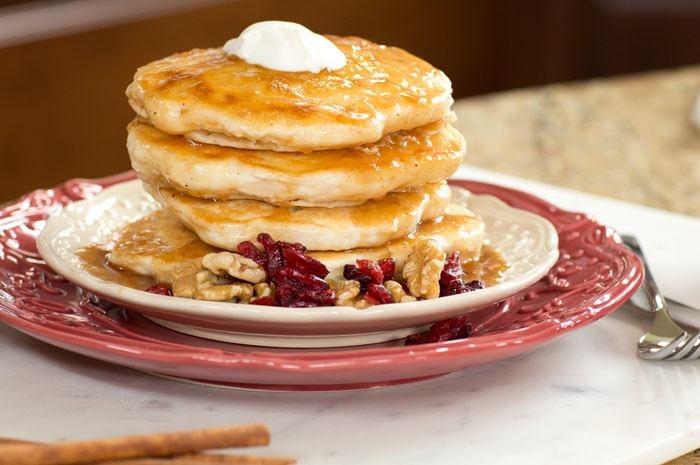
(223, 21, 347, 73)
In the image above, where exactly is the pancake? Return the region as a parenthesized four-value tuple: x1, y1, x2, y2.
(107, 206, 484, 284)
(149, 182, 451, 251)
(128, 119, 465, 205)
(108, 210, 217, 284)
(126, 36, 453, 152)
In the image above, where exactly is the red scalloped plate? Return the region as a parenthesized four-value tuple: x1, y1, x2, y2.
(0, 172, 642, 391)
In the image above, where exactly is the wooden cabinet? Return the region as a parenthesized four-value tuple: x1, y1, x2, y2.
(1, 0, 699, 199)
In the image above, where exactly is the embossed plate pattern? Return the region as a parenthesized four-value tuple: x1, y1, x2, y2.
(0, 172, 643, 391)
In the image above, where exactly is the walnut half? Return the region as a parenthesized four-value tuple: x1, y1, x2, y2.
(194, 282, 254, 302)
(202, 252, 266, 284)
(171, 262, 256, 303)
(402, 239, 446, 299)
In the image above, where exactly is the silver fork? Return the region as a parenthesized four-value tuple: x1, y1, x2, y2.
(623, 235, 700, 360)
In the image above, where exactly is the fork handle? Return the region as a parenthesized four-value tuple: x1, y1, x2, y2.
(621, 235, 665, 312)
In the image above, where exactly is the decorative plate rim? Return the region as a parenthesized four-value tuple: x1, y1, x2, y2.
(0, 172, 643, 376)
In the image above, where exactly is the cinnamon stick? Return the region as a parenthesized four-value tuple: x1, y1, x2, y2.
(0, 434, 293, 465)
(0, 423, 270, 465)
(170, 454, 296, 464)
(0, 437, 29, 445)
(100, 456, 296, 465)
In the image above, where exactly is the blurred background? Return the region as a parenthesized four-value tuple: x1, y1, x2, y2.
(1, 0, 700, 201)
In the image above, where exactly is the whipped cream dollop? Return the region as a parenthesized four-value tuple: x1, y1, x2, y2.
(223, 21, 347, 73)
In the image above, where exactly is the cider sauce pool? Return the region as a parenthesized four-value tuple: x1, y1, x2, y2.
(462, 245, 507, 287)
(75, 246, 155, 290)
(76, 244, 507, 292)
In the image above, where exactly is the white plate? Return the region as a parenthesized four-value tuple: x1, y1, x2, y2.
(37, 180, 559, 347)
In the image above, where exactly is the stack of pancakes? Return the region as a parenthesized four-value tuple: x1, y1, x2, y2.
(119, 36, 484, 281)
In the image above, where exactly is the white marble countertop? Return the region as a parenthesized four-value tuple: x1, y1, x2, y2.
(3, 167, 700, 465)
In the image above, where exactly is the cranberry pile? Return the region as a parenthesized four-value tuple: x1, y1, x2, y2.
(145, 235, 485, 330)
(238, 233, 335, 307)
(343, 258, 396, 304)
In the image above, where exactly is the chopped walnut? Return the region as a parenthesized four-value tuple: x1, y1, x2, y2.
(384, 280, 417, 303)
(194, 282, 254, 302)
(253, 282, 274, 299)
(202, 252, 266, 283)
(402, 239, 446, 299)
(330, 279, 361, 302)
(194, 269, 231, 287)
(172, 261, 252, 302)
(327, 278, 366, 308)
(171, 261, 203, 298)
(350, 298, 371, 310)
(195, 269, 215, 287)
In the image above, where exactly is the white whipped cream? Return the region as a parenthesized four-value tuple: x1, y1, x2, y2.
(223, 21, 346, 73)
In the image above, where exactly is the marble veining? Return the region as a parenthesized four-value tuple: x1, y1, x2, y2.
(3, 307, 700, 465)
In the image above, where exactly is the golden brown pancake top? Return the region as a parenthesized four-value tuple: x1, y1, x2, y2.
(126, 36, 453, 152)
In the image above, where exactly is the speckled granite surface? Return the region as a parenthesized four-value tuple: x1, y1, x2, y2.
(453, 66, 700, 217)
(455, 68, 700, 465)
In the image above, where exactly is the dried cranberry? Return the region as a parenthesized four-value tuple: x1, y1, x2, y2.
(439, 252, 484, 296)
(404, 333, 427, 345)
(274, 268, 329, 290)
(276, 282, 335, 307)
(237, 240, 267, 269)
(405, 315, 472, 345)
(365, 283, 395, 305)
(356, 259, 384, 284)
(259, 233, 305, 254)
(274, 268, 336, 307)
(443, 279, 484, 296)
(253, 233, 278, 275)
(343, 264, 363, 280)
(266, 251, 283, 277)
(343, 264, 372, 291)
(343, 258, 393, 291)
(250, 296, 276, 306)
(258, 233, 305, 255)
(145, 284, 173, 296)
(464, 280, 484, 292)
(427, 316, 471, 342)
(256, 233, 277, 251)
(453, 316, 473, 338)
(441, 251, 462, 282)
(281, 244, 329, 278)
(254, 233, 322, 279)
(377, 258, 396, 281)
